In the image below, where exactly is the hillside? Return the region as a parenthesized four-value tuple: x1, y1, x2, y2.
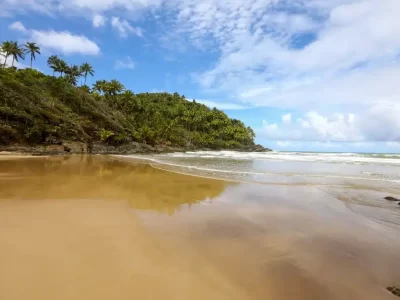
(0, 67, 268, 154)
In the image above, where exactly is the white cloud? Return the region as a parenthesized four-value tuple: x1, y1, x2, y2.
(31, 30, 100, 55)
(2, 0, 163, 16)
(115, 56, 135, 69)
(282, 113, 291, 124)
(9, 21, 26, 32)
(0, 52, 28, 69)
(111, 17, 143, 38)
(386, 142, 400, 148)
(261, 104, 400, 143)
(59, 0, 164, 14)
(190, 0, 400, 111)
(9, 21, 100, 55)
(276, 141, 295, 148)
(1, 0, 53, 16)
(92, 14, 107, 28)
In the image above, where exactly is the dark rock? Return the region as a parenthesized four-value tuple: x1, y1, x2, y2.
(1, 141, 273, 155)
(239, 144, 272, 152)
(384, 196, 400, 201)
(388, 286, 400, 297)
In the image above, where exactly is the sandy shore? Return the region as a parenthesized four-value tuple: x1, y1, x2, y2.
(0, 155, 400, 300)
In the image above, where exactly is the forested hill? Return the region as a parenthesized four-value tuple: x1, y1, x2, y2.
(0, 67, 267, 153)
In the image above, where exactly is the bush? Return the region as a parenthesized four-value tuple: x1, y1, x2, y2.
(0, 124, 18, 144)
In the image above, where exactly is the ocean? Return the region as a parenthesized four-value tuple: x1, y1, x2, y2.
(118, 151, 400, 229)
(119, 151, 400, 186)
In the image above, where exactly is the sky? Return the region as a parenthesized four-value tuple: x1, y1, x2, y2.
(1, 0, 400, 153)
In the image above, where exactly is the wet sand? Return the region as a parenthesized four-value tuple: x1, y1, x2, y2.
(0, 155, 400, 300)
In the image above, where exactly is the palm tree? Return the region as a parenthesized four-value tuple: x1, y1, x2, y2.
(65, 65, 82, 86)
(108, 79, 125, 95)
(1, 41, 13, 67)
(80, 62, 94, 85)
(9, 42, 25, 67)
(47, 55, 59, 76)
(24, 42, 40, 68)
(92, 80, 108, 95)
(56, 59, 69, 77)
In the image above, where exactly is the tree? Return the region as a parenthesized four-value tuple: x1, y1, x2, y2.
(1, 41, 13, 67)
(47, 55, 59, 76)
(65, 65, 82, 86)
(92, 80, 107, 95)
(55, 59, 69, 77)
(24, 42, 40, 68)
(108, 79, 125, 95)
(80, 62, 94, 86)
(9, 42, 25, 67)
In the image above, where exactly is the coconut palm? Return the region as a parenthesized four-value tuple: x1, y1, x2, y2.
(65, 65, 82, 86)
(47, 55, 59, 76)
(56, 59, 69, 77)
(92, 80, 107, 94)
(108, 79, 125, 95)
(80, 62, 94, 85)
(9, 42, 25, 67)
(24, 42, 41, 68)
(1, 41, 13, 67)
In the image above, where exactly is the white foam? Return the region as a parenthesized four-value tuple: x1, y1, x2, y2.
(115, 155, 400, 184)
(162, 151, 400, 165)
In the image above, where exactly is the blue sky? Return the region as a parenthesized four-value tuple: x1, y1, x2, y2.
(1, 0, 400, 153)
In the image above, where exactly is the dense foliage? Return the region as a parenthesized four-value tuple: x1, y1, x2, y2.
(0, 41, 257, 150)
(0, 68, 256, 148)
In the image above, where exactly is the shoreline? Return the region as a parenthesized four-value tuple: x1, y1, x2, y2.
(0, 142, 271, 157)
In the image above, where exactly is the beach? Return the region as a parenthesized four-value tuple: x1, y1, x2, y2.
(1, 155, 400, 300)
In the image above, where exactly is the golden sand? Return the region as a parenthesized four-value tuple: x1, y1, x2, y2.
(0, 156, 399, 300)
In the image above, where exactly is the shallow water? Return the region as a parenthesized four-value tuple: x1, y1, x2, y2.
(118, 151, 400, 229)
(0, 155, 400, 300)
(121, 151, 400, 186)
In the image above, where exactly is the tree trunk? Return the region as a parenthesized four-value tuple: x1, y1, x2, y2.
(30, 56, 33, 69)
(11, 56, 15, 67)
(84, 75, 87, 85)
(2, 55, 7, 67)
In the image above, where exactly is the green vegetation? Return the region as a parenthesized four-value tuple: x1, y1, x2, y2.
(24, 42, 41, 69)
(0, 40, 261, 151)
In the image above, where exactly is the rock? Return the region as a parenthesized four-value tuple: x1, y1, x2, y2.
(239, 144, 272, 152)
(388, 286, 400, 297)
(63, 145, 71, 153)
(384, 196, 400, 201)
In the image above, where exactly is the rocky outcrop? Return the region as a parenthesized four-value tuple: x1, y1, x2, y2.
(384, 196, 400, 201)
(246, 144, 272, 152)
(387, 286, 400, 297)
(0, 141, 272, 156)
(0, 142, 89, 156)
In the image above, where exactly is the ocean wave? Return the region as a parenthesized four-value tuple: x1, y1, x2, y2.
(115, 155, 400, 184)
(162, 151, 400, 165)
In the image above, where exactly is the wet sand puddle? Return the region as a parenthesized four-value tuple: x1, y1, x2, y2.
(0, 155, 400, 300)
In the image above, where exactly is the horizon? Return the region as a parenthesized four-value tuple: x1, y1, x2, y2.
(1, 0, 399, 153)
